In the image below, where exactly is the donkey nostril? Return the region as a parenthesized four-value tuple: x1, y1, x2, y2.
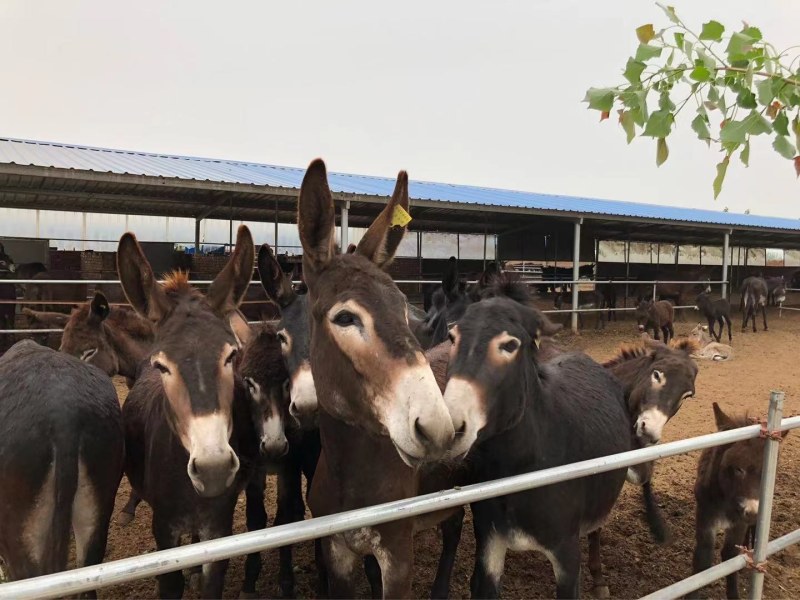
(414, 417, 432, 447)
(189, 458, 199, 477)
(455, 421, 467, 436)
(289, 402, 299, 416)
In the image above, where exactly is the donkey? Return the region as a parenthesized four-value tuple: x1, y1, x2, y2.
(635, 299, 674, 343)
(417, 257, 472, 349)
(118, 225, 256, 599)
(443, 297, 631, 598)
(765, 276, 787, 306)
(296, 159, 455, 598)
(691, 403, 789, 599)
(740, 276, 769, 333)
(695, 292, 732, 344)
(688, 324, 734, 361)
(0, 340, 124, 588)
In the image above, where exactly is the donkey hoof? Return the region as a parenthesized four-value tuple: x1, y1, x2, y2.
(593, 585, 610, 599)
(188, 572, 202, 593)
(116, 511, 135, 527)
(239, 592, 259, 600)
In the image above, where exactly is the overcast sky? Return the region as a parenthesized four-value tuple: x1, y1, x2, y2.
(1, 1, 798, 218)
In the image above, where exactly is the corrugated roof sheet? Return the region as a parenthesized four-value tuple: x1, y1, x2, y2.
(1, 136, 798, 232)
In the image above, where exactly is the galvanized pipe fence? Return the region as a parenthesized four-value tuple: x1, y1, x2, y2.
(0, 278, 728, 335)
(0, 393, 797, 600)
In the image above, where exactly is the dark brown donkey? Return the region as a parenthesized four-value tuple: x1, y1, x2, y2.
(0, 340, 124, 589)
(635, 299, 675, 343)
(691, 403, 789, 600)
(298, 159, 455, 599)
(119, 225, 255, 599)
(740, 276, 769, 333)
(443, 297, 629, 598)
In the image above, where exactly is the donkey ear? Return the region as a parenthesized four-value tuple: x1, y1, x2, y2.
(258, 243, 295, 309)
(89, 291, 111, 323)
(356, 170, 410, 269)
(117, 232, 170, 321)
(297, 159, 336, 281)
(520, 305, 561, 347)
(228, 310, 253, 347)
(346, 243, 357, 254)
(712, 402, 737, 431)
(208, 225, 255, 317)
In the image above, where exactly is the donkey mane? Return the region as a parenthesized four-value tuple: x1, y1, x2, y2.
(161, 271, 201, 298)
(601, 342, 652, 368)
(669, 337, 701, 355)
(479, 272, 535, 306)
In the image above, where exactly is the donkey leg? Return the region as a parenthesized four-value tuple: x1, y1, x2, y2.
(118, 489, 142, 527)
(275, 459, 306, 598)
(198, 521, 234, 600)
(551, 536, 582, 599)
(471, 524, 507, 599)
(761, 303, 768, 331)
(667, 322, 674, 344)
(725, 316, 732, 343)
(323, 536, 360, 599)
(722, 522, 749, 599)
(363, 554, 383, 599)
(241, 475, 268, 599)
(152, 513, 185, 599)
(587, 529, 609, 598)
(689, 512, 716, 600)
(314, 538, 329, 598)
(375, 535, 414, 600)
(430, 507, 465, 599)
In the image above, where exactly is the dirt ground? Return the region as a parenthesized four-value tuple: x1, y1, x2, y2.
(95, 307, 800, 599)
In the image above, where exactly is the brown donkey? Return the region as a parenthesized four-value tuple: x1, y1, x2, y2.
(691, 403, 788, 600)
(118, 225, 255, 599)
(298, 160, 455, 599)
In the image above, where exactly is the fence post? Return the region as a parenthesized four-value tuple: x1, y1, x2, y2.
(571, 219, 582, 333)
(749, 390, 785, 600)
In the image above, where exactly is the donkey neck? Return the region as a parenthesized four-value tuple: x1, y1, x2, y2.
(104, 315, 154, 381)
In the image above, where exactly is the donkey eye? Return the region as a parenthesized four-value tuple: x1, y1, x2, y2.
(652, 370, 664, 384)
(332, 310, 359, 327)
(500, 339, 520, 354)
(153, 360, 171, 375)
(277, 331, 288, 346)
(225, 349, 238, 366)
(80, 348, 98, 362)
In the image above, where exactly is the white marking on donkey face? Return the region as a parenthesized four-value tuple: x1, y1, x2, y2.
(185, 413, 239, 495)
(635, 407, 669, 445)
(289, 362, 318, 422)
(443, 376, 487, 459)
(740, 498, 759, 520)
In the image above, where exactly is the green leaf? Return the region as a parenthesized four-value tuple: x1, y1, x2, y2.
(636, 24, 655, 44)
(757, 78, 776, 106)
(643, 109, 674, 138)
(619, 110, 636, 143)
(635, 44, 663, 62)
(740, 140, 750, 166)
(699, 20, 725, 41)
(727, 32, 754, 60)
(774, 111, 789, 136)
(659, 91, 675, 111)
(583, 88, 615, 112)
(742, 26, 762, 41)
(746, 111, 773, 135)
(720, 112, 772, 144)
(656, 137, 669, 166)
(657, 4, 679, 24)
(691, 114, 711, 144)
(684, 40, 694, 58)
(773, 134, 796, 159)
(793, 116, 800, 152)
(674, 32, 684, 48)
(690, 64, 712, 82)
(708, 86, 720, 102)
(713, 156, 729, 199)
(696, 48, 716, 71)
(736, 89, 757, 109)
(623, 58, 646, 84)
(634, 89, 649, 125)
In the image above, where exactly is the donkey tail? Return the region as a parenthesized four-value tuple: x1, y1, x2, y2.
(40, 434, 80, 575)
(642, 481, 670, 545)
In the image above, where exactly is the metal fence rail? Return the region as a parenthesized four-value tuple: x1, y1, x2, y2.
(0, 398, 797, 600)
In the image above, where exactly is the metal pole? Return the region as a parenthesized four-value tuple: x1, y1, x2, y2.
(624, 240, 630, 308)
(722, 230, 731, 299)
(571, 219, 582, 333)
(483, 225, 488, 270)
(749, 390, 785, 599)
(340, 200, 350, 252)
(194, 219, 201, 254)
(274, 199, 279, 254)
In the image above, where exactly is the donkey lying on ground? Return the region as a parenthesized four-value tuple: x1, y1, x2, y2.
(691, 403, 789, 600)
(0, 340, 124, 590)
(688, 324, 734, 361)
(119, 226, 256, 599)
(443, 297, 630, 599)
(695, 292, 732, 343)
(635, 299, 675, 343)
(740, 276, 769, 333)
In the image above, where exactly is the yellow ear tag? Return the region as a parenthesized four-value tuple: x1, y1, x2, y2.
(391, 204, 412, 228)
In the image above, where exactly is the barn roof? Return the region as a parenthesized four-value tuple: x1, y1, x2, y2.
(0, 136, 798, 247)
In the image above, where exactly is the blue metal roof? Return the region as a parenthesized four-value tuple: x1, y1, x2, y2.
(0, 136, 798, 232)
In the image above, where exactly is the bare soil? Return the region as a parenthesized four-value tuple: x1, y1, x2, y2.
(98, 308, 800, 599)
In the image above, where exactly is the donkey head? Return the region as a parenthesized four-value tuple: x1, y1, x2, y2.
(444, 297, 561, 458)
(297, 159, 454, 467)
(609, 336, 698, 445)
(712, 402, 788, 523)
(59, 292, 115, 374)
(634, 300, 654, 331)
(239, 324, 292, 459)
(118, 225, 254, 497)
(257, 243, 316, 428)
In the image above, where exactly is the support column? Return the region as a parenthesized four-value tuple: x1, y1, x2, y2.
(194, 219, 201, 255)
(571, 219, 583, 333)
(274, 199, 279, 254)
(340, 200, 350, 251)
(721, 230, 731, 299)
